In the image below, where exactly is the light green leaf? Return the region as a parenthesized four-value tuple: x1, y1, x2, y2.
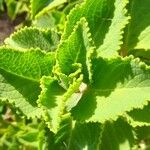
(5, 0, 18, 20)
(0, 47, 55, 81)
(64, 75, 83, 111)
(0, 0, 4, 11)
(54, 114, 72, 146)
(5, 0, 29, 20)
(97, 0, 129, 57)
(5, 27, 60, 52)
(0, 69, 42, 118)
(38, 74, 84, 133)
(32, 10, 65, 30)
(100, 118, 134, 150)
(126, 103, 150, 127)
(123, 0, 150, 51)
(63, 0, 116, 47)
(129, 49, 150, 65)
(0, 43, 54, 119)
(30, 0, 52, 18)
(71, 56, 150, 123)
(135, 26, 150, 50)
(57, 18, 95, 83)
(35, 0, 67, 19)
(68, 122, 102, 150)
(38, 76, 66, 133)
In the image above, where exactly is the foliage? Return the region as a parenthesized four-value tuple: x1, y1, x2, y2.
(0, 0, 150, 149)
(0, 0, 30, 20)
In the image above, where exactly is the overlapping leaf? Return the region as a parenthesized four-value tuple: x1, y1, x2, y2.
(1, 0, 150, 148)
(0, 47, 55, 118)
(5, 27, 60, 52)
(129, 49, 150, 65)
(38, 74, 83, 133)
(63, 0, 115, 47)
(38, 76, 65, 133)
(32, 10, 65, 30)
(68, 122, 102, 150)
(0, 69, 42, 118)
(123, 0, 150, 51)
(126, 103, 150, 127)
(57, 18, 95, 83)
(0, 47, 55, 81)
(97, 0, 129, 57)
(71, 56, 150, 123)
(30, 0, 52, 18)
(35, 0, 67, 19)
(100, 119, 134, 150)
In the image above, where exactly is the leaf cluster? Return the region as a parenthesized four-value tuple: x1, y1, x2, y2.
(0, 0, 150, 149)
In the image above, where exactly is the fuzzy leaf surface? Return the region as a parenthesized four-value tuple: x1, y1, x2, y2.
(63, 0, 115, 47)
(5, 27, 60, 52)
(38, 76, 65, 133)
(97, 0, 129, 57)
(0, 47, 55, 81)
(100, 119, 134, 150)
(71, 57, 150, 123)
(0, 69, 42, 118)
(57, 18, 94, 82)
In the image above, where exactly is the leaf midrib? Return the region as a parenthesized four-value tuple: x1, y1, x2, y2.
(0, 68, 39, 83)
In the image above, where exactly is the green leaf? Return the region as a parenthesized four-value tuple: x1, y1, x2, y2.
(97, 0, 129, 57)
(71, 56, 150, 123)
(54, 114, 72, 146)
(126, 103, 150, 127)
(100, 118, 134, 150)
(38, 73, 84, 133)
(5, 27, 60, 52)
(38, 76, 66, 133)
(35, 0, 67, 19)
(129, 49, 150, 65)
(57, 18, 95, 82)
(68, 122, 102, 150)
(63, 0, 116, 47)
(5, 0, 17, 20)
(0, 47, 55, 81)
(123, 0, 150, 51)
(0, 0, 4, 11)
(5, 0, 29, 20)
(65, 75, 84, 111)
(30, 0, 52, 18)
(0, 69, 42, 118)
(32, 10, 65, 30)
(134, 126, 150, 148)
(135, 26, 150, 50)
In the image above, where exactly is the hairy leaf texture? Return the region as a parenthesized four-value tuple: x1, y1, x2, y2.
(0, 47, 55, 117)
(0, 47, 55, 81)
(0, 69, 42, 118)
(71, 57, 150, 123)
(57, 18, 95, 83)
(63, 0, 115, 47)
(38, 76, 65, 133)
(5, 27, 60, 52)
